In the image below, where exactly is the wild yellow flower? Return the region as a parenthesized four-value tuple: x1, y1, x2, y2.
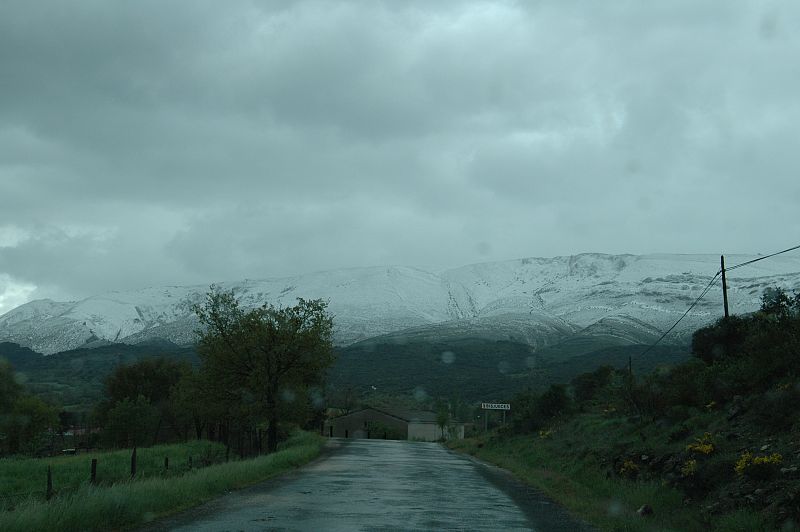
(753, 453, 783, 467)
(735, 451, 783, 476)
(681, 459, 697, 477)
(734, 451, 752, 475)
(686, 432, 715, 455)
(619, 459, 639, 477)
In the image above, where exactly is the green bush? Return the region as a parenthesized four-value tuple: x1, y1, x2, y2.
(692, 316, 750, 365)
(749, 388, 800, 431)
(689, 288, 800, 400)
(571, 366, 614, 403)
(510, 385, 573, 434)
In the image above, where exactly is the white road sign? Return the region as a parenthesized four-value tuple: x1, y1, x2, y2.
(481, 403, 510, 410)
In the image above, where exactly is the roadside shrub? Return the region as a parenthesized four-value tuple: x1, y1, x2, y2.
(689, 290, 800, 398)
(694, 456, 736, 488)
(749, 388, 800, 431)
(665, 405, 691, 423)
(571, 366, 614, 403)
(618, 459, 639, 479)
(680, 455, 737, 498)
(660, 359, 710, 408)
(631, 360, 712, 421)
(510, 390, 541, 433)
(692, 316, 749, 364)
(668, 423, 692, 442)
(510, 385, 573, 434)
(630, 374, 666, 419)
(537, 384, 572, 419)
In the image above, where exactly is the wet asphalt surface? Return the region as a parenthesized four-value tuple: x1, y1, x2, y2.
(143, 438, 594, 531)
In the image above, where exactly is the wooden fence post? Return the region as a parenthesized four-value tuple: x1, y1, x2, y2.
(188, 455, 192, 470)
(90, 458, 97, 484)
(164, 456, 169, 471)
(46, 466, 53, 501)
(130, 447, 137, 478)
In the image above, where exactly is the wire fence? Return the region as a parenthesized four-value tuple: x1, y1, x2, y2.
(0, 448, 228, 511)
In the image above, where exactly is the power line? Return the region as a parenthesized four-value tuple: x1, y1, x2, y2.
(726, 243, 800, 271)
(637, 242, 800, 359)
(638, 270, 721, 358)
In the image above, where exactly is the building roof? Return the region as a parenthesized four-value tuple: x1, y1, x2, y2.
(330, 406, 442, 424)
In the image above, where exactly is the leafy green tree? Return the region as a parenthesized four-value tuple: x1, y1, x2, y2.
(760, 287, 798, 318)
(537, 384, 572, 419)
(99, 358, 190, 444)
(103, 395, 158, 448)
(8, 395, 58, 454)
(691, 315, 749, 364)
(0, 359, 21, 413)
(511, 384, 573, 434)
(436, 402, 450, 440)
(571, 365, 614, 403)
(193, 287, 334, 452)
(327, 384, 359, 414)
(105, 358, 188, 405)
(169, 371, 209, 441)
(0, 359, 57, 455)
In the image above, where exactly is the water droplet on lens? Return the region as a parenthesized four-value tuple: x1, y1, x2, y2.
(281, 389, 296, 403)
(413, 387, 428, 402)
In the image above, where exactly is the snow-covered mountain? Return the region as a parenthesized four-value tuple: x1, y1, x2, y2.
(2, 253, 799, 355)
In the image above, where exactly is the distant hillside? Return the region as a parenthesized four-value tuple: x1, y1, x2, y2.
(0, 341, 198, 411)
(329, 337, 539, 402)
(2, 336, 690, 409)
(329, 337, 689, 403)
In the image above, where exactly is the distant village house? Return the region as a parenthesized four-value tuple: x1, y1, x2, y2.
(324, 407, 465, 441)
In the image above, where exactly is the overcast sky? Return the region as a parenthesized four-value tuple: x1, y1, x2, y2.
(1, 1, 799, 314)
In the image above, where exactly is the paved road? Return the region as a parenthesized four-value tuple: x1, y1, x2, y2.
(145, 439, 593, 531)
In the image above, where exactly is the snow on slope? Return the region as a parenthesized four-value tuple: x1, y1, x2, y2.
(443, 253, 800, 336)
(1, 254, 799, 355)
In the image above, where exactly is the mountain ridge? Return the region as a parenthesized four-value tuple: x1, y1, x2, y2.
(2, 252, 799, 355)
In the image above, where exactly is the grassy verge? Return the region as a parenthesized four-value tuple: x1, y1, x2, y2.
(449, 430, 708, 532)
(0, 431, 324, 532)
(1, 440, 227, 506)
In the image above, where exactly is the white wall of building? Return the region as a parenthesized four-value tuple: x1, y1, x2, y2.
(407, 423, 464, 441)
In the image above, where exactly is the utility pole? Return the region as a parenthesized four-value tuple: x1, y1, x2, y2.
(720, 255, 729, 318)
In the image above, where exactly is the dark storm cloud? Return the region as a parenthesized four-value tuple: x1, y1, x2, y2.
(1, 0, 800, 312)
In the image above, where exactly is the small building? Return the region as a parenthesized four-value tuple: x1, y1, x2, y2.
(323, 407, 465, 441)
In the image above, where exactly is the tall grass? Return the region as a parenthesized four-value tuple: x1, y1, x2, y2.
(0, 440, 226, 508)
(0, 431, 323, 532)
